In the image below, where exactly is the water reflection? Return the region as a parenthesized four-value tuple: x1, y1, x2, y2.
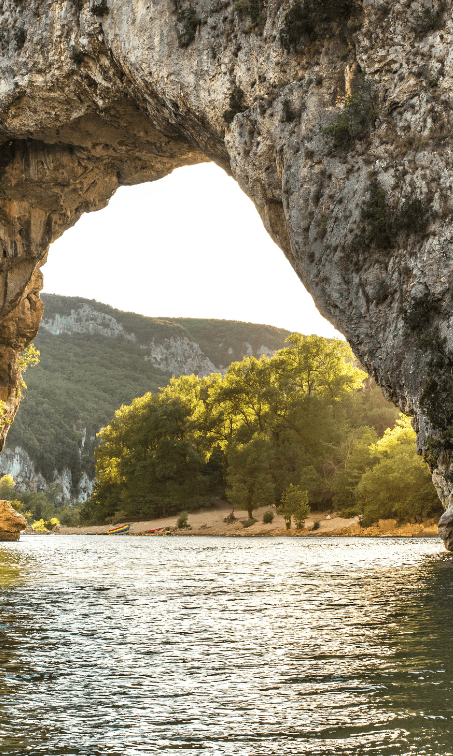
(0, 536, 451, 755)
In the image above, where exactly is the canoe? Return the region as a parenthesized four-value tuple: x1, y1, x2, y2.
(107, 524, 130, 535)
(144, 527, 164, 534)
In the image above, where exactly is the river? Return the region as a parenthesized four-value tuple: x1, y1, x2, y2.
(0, 535, 451, 755)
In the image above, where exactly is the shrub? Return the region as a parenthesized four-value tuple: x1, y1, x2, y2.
(14, 27, 26, 50)
(322, 75, 377, 149)
(177, 6, 199, 48)
(223, 86, 245, 124)
(242, 517, 257, 528)
(177, 511, 189, 529)
(397, 197, 433, 236)
(282, 99, 294, 123)
(412, 5, 444, 36)
(403, 293, 441, 332)
(351, 179, 393, 252)
(352, 181, 434, 255)
(374, 280, 390, 304)
(91, 0, 109, 15)
(280, 0, 358, 51)
(44, 517, 60, 531)
(312, 520, 320, 530)
(263, 510, 274, 524)
(234, 0, 264, 26)
(71, 50, 84, 65)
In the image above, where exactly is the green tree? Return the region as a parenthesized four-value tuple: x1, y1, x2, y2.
(355, 416, 441, 524)
(226, 434, 275, 518)
(0, 475, 15, 500)
(277, 484, 310, 530)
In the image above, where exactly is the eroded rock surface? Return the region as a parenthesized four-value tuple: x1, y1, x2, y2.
(0, 499, 27, 540)
(1, 0, 453, 539)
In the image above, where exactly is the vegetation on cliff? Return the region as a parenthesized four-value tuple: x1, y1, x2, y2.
(5, 295, 289, 492)
(81, 335, 441, 526)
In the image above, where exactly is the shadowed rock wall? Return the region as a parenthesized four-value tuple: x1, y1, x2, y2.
(1, 0, 453, 521)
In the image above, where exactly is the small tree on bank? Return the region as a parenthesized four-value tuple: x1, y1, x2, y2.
(277, 485, 310, 530)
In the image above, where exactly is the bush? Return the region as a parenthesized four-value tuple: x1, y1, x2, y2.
(312, 520, 320, 530)
(242, 517, 257, 528)
(91, 0, 109, 16)
(71, 50, 84, 65)
(177, 6, 199, 48)
(177, 511, 189, 529)
(14, 27, 26, 50)
(322, 76, 377, 149)
(263, 510, 274, 524)
(412, 5, 444, 36)
(223, 86, 245, 124)
(280, 0, 358, 51)
(403, 293, 441, 332)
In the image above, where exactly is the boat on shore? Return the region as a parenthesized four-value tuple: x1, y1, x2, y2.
(107, 524, 130, 535)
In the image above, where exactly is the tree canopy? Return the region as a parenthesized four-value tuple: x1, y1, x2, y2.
(80, 334, 441, 527)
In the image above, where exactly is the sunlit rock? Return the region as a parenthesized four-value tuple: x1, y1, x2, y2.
(0, 500, 27, 541)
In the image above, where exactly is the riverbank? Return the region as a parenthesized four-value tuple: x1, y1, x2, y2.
(43, 504, 439, 538)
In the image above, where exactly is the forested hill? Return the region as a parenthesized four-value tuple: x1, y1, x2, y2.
(0, 295, 291, 501)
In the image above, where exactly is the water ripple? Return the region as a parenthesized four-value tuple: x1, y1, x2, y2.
(0, 536, 451, 755)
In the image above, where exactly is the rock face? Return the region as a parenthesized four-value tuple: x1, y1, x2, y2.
(438, 507, 453, 552)
(1, 0, 453, 536)
(0, 500, 27, 541)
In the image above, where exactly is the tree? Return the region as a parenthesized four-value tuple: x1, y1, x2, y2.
(0, 475, 15, 500)
(277, 484, 310, 530)
(226, 435, 275, 518)
(355, 415, 441, 524)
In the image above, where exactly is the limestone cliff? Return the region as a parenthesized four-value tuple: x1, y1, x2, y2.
(1, 0, 453, 521)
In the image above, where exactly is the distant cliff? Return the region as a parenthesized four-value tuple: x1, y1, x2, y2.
(0, 295, 290, 502)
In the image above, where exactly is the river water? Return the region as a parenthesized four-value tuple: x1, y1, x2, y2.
(0, 535, 452, 755)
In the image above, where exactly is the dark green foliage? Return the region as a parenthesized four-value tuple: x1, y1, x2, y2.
(71, 50, 84, 65)
(280, 0, 358, 52)
(282, 99, 294, 122)
(374, 280, 390, 304)
(234, 0, 265, 25)
(322, 75, 377, 149)
(241, 517, 258, 528)
(312, 519, 320, 530)
(397, 197, 433, 236)
(413, 4, 444, 36)
(177, 6, 199, 48)
(176, 511, 189, 528)
(403, 293, 441, 332)
(14, 27, 26, 50)
(223, 86, 245, 124)
(352, 181, 433, 255)
(91, 0, 109, 16)
(352, 179, 393, 252)
(262, 510, 274, 523)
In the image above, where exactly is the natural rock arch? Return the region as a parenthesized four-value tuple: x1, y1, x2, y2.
(1, 0, 453, 518)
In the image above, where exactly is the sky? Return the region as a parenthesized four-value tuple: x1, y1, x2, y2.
(43, 162, 343, 339)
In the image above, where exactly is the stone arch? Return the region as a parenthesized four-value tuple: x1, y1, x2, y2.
(1, 0, 453, 517)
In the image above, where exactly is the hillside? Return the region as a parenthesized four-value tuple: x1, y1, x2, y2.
(0, 295, 291, 501)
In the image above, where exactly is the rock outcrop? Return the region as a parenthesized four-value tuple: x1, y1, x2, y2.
(1, 0, 453, 538)
(0, 500, 27, 541)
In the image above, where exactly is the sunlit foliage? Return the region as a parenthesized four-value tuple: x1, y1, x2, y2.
(79, 333, 437, 526)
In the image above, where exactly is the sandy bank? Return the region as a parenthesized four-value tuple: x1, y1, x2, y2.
(48, 505, 440, 538)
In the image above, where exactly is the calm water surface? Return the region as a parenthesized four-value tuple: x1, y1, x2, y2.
(0, 535, 452, 755)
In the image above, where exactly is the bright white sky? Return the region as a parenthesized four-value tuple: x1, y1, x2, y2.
(43, 162, 343, 339)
